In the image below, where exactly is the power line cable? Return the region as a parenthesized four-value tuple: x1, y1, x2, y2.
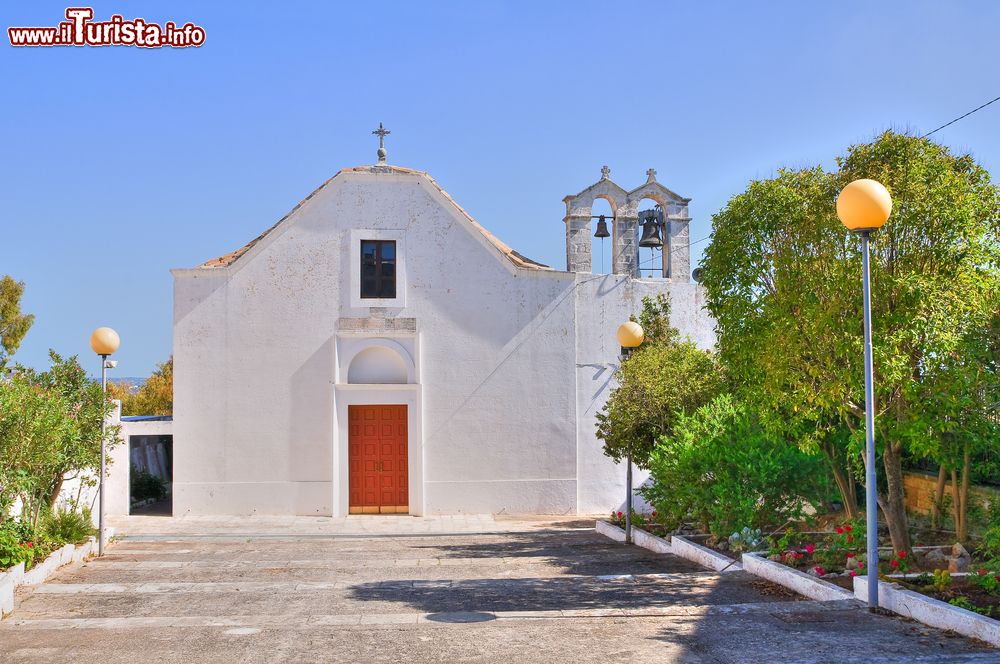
(922, 94, 1000, 138)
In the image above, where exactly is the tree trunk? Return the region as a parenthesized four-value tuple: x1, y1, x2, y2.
(950, 468, 961, 541)
(882, 442, 912, 553)
(830, 462, 859, 519)
(931, 465, 947, 529)
(46, 476, 64, 510)
(952, 446, 970, 543)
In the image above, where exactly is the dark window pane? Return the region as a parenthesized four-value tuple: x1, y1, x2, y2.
(360, 239, 398, 299)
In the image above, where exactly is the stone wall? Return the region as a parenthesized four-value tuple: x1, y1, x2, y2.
(903, 470, 999, 515)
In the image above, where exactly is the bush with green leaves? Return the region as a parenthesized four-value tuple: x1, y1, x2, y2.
(41, 507, 95, 545)
(641, 394, 829, 538)
(0, 521, 36, 570)
(130, 467, 167, 503)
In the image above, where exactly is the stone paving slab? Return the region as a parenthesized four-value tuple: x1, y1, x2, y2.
(1, 525, 994, 663)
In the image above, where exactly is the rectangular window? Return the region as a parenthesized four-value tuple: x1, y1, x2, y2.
(360, 240, 396, 299)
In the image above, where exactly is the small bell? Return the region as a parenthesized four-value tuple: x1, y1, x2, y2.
(638, 219, 663, 248)
(594, 215, 610, 238)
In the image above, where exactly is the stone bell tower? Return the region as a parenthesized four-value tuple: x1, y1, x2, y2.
(562, 166, 692, 281)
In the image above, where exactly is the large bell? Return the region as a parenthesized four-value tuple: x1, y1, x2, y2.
(594, 215, 610, 238)
(638, 219, 663, 248)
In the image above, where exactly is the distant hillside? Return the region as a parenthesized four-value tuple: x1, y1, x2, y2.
(107, 376, 147, 392)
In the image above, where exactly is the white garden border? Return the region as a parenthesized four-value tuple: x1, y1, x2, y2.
(854, 576, 1000, 648)
(670, 535, 743, 573)
(0, 531, 112, 618)
(594, 521, 741, 572)
(741, 552, 855, 602)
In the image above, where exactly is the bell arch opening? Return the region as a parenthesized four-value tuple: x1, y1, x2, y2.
(636, 196, 669, 279)
(590, 197, 614, 274)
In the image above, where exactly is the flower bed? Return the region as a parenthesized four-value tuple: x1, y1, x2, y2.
(888, 569, 1000, 619)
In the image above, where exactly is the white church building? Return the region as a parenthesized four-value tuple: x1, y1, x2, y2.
(109, 132, 714, 517)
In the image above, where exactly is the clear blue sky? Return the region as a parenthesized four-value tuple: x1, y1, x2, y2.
(3, 1, 999, 377)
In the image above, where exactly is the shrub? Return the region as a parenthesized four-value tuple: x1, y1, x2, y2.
(130, 467, 167, 503)
(41, 507, 96, 545)
(640, 394, 829, 538)
(0, 521, 35, 570)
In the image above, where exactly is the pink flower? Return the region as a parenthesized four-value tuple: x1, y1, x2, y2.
(805, 543, 815, 555)
(617, 511, 623, 518)
(898, 551, 907, 559)
(857, 561, 865, 569)
(890, 559, 899, 569)
(835, 527, 844, 535)
(844, 525, 853, 533)
(846, 552, 855, 558)
(814, 566, 827, 576)
(850, 571, 857, 577)
(847, 535, 854, 543)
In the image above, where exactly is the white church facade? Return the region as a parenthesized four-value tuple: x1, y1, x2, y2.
(111, 137, 714, 517)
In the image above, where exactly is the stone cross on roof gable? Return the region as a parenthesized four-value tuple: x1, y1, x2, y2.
(373, 122, 390, 164)
(646, 168, 657, 183)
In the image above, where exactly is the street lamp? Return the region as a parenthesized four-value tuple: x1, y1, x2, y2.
(836, 178, 892, 610)
(90, 327, 120, 557)
(616, 321, 645, 544)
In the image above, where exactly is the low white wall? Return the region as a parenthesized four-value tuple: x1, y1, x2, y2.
(742, 553, 855, 602)
(670, 536, 742, 573)
(854, 577, 1000, 648)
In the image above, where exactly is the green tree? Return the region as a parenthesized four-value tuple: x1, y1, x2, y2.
(0, 375, 74, 521)
(108, 357, 173, 416)
(596, 295, 725, 469)
(5, 352, 122, 523)
(701, 131, 1000, 552)
(0, 276, 34, 369)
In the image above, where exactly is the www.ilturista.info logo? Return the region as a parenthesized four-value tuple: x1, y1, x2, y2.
(8, 8, 205, 48)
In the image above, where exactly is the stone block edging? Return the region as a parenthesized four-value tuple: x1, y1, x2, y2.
(670, 535, 742, 573)
(741, 552, 855, 602)
(594, 521, 741, 572)
(854, 576, 999, 648)
(595, 521, 672, 554)
(631, 527, 672, 554)
(595, 519, 626, 542)
(0, 536, 99, 618)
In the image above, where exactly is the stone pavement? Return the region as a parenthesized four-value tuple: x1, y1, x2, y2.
(0, 517, 995, 663)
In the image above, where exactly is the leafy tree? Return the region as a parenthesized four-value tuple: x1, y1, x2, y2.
(701, 131, 1000, 552)
(0, 352, 121, 525)
(108, 357, 173, 416)
(596, 295, 725, 469)
(0, 276, 34, 369)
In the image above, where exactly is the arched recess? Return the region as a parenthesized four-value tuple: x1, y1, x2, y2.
(345, 339, 416, 384)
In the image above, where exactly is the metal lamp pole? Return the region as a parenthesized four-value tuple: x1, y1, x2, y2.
(99, 354, 108, 556)
(860, 230, 879, 609)
(625, 448, 632, 544)
(90, 326, 119, 558)
(836, 178, 892, 611)
(615, 321, 645, 546)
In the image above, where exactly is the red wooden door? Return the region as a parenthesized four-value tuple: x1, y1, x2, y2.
(348, 405, 408, 514)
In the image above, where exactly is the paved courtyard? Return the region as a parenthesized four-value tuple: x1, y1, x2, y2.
(0, 517, 995, 663)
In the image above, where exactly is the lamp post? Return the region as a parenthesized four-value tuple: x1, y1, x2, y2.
(615, 321, 645, 544)
(836, 178, 892, 610)
(90, 327, 120, 557)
